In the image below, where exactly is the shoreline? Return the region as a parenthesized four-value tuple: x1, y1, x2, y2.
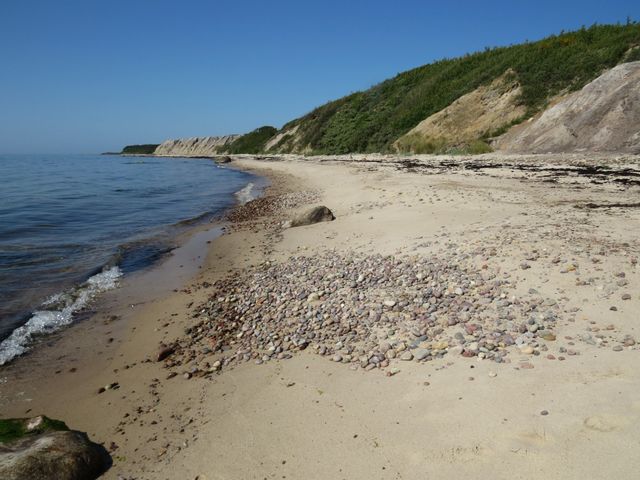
(0, 158, 302, 428)
(0, 158, 266, 365)
(2, 154, 640, 479)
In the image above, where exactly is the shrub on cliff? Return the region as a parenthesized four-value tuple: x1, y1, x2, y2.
(225, 126, 278, 154)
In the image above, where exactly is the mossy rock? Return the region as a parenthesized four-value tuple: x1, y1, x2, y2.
(0, 416, 109, 480)
(0, 416, 68, 444)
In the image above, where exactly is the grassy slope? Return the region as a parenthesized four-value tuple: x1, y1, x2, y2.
(270, 23, 640, 154)
(223, 126, 278, 154)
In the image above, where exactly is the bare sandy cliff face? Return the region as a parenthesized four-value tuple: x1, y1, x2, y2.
(154, 135, 240, 157)
(395, 70, 526, 151)
(265, 124, 312, 154)
(497, 61, 640, 154)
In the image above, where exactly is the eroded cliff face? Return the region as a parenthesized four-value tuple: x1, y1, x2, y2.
(394, 71, 526, 152)
(496, 61, 640, 154)
(153, 135, 240, 157)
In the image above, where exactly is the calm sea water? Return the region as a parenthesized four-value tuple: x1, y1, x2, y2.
(0, 154, 259, 364)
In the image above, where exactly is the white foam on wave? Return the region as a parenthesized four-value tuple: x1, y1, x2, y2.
(234, 182, 256, 205)
(0, 266, 122, 365)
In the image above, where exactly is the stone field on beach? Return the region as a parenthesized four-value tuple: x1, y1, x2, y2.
(167, 229, 637, 379)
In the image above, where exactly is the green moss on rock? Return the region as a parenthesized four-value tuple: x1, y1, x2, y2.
(0, 416, 69, 444)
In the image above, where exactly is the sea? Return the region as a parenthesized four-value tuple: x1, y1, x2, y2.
(0, 154, 260, 365)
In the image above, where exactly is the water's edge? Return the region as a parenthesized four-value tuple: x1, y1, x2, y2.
(0, 161, 267, 366)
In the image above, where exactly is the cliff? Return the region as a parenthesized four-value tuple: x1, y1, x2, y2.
(120, 144, 159, 155)
(393, 70, 525, 153)
(264, 23, 640, 154)
(495, 61, 640, 153)
(153, 135, 240, 157)
(123, 24, 640, 157)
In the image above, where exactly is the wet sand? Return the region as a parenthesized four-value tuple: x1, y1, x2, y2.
(1, 154, 640, 479)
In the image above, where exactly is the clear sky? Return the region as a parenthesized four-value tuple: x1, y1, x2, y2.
(1, 0, 639, 153)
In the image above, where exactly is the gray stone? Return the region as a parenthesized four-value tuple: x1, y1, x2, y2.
(289, 206, 335, 228)
(413, 349, 430, 361)
(400, 352, 414, 361)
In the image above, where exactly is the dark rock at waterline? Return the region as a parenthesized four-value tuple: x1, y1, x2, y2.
(289, 206, 335, 227)
(0, 416, 110, 480)
(214, 156, 232, 164)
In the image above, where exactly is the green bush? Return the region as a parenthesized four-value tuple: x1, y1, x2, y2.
(395, 134, 447, 154)
(466, 140, 493, 154)
(396, 135, 493, 155)
(224, 126, 278, 154)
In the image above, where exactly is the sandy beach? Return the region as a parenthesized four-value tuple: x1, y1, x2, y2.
(2, 154, 640, 479)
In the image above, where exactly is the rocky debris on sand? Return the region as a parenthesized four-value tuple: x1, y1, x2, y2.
(225, 191, 320, 225)
(156, 344, 175, 362)
(165, 250, 565, 376)
(286, 206, 335, 228)
(0, 416, 109, 480)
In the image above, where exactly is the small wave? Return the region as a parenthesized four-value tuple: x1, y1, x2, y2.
(0, 266, 122, 365)
(173, 211, 213, 227)
(234, 182, 256, 205)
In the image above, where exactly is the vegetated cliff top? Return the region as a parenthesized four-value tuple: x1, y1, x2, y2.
(120, 144, 159, 155)
(267, 22, 640, 155)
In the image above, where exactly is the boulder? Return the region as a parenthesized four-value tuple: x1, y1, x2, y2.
(214, 155, 232, 164)
(288, 206, 335, 228)
(0, 417, 109, 480)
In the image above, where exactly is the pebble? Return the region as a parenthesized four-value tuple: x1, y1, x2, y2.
(414, 349, 430, 361)
(168, 246, 566, 375)
(400, 352, 414, 361)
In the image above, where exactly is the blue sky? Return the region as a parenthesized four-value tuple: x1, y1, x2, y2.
(1, 0, 638, 153)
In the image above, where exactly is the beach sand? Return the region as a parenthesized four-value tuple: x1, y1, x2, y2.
(1, 154, 640, 479)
